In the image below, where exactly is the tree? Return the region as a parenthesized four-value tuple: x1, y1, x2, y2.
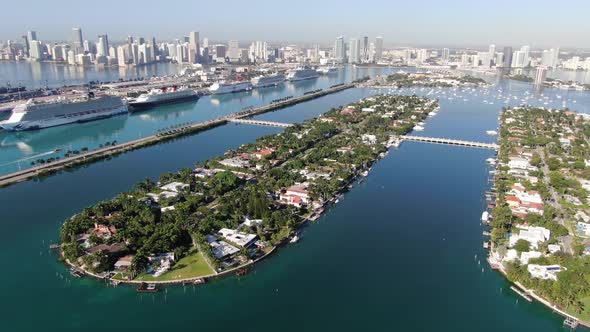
(514, 239, 530, 253)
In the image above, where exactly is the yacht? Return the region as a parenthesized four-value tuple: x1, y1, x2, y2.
(412, 125, 425, 131)
(0, 94, 127, 131)
(209, 81, 253, 95)
(251, 73, 286, 88)
(129, 87, 199, 110)
(287, 67, 319, 82)
(486, 130, 498, 136)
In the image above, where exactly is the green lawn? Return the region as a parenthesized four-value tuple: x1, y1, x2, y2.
(135, 251, 214, 282)
(563, 297, 590, 324)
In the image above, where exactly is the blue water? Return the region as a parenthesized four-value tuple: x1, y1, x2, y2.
(0, 64, 588, 331)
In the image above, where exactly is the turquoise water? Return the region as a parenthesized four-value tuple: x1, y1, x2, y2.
(0, 66, 588, 330)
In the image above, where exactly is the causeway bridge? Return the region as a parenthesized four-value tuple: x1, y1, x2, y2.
(229, 119, 293, 128)
(398, 135, 499, 150)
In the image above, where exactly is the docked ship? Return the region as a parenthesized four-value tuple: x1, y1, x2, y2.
(251, 73, 286, 88)
(209, 81, 253, 95)
(316, 66, 338, 75)
(286, 67, 320, 82)
(129, 87, 199, 110)
(0, 94, 127, 131)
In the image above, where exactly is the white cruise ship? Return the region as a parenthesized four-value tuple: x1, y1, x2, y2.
(209, 81, 253, 95)
(287, 67, 320, 82)
(129, 87, 199, 110)
(251, 73, 286, 88)
(316, 66, 338, 75)
(0, 95, 127, 131)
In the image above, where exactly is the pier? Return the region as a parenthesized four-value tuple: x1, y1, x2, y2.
(398, 135, 499, 150)
(0, 83, 354, 188)
(229, 119, 292, 128)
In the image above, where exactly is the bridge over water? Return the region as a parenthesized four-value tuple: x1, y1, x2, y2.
(398, 135, 499, 150)
(228, 119, 293, 128)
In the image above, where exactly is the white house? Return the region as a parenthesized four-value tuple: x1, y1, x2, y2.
(527, 264, 563, 281)
(509, 226, 550, 249)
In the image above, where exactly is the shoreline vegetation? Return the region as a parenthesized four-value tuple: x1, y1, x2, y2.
(58, 94, 439, 287)
(0, 82, 359, 188)
(486, 106, 590, 327)
(359, 70, 488, 89)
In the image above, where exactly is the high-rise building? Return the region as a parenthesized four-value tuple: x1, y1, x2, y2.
(334, 36, 346, 63)
(502, 46, 513, 68)
(534, 67, 547, 85)
(215, 45, 227, 60)
(361, 36, 369, 62)
(488, 44, 496, 58)
(27, 31, 37, 43)
(202, 37, 209, 48)
(374, 36, 383, 63)
(551, 48, 560, 68)
(22, 35, 30, 57)
(29, 40, 42, 60)
(349, 38, 361, 64)
(97, 35, 109, 57)
(460, 53, 470, 67)
(520, 45, 530, 67)
(72, 27, 83, 53)
(228, 40, 240, 62)
(189, 31, 200, 63)
(442, 48, 450, 64)
(416, 49, 428, 64)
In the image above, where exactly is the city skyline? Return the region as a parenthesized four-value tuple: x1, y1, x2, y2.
(1, 0, 590, 49)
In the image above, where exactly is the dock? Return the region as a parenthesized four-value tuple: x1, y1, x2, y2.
(0, 83, 354, 188)
(510, 285, 533, 302)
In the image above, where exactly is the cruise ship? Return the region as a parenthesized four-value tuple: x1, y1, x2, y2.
(209, 81, 253, 95)
(316, 66, 338, 75)
(0, 94, 127, 131)
(129, 87, 199, 110)
(251, 73, 286, 88)
(286, 67, 320, 82)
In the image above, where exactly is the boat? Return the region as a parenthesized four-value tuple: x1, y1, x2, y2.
(486, 130, 498, 135)
(290, 234, 300, 243)
(129, 86, 199, 110)
(192, 278, 206, 285)
(236, 267, 249, 277)
(287, 67, 320, 82)
(251, 73, 286, 88)
(481, 211, 489, 222)
(316, 66, 338, 75)
(0, 94, 127, 131)
(136, 282, 158, 293)
(209, 81, 253, 95)
(412, 125, 425, 131)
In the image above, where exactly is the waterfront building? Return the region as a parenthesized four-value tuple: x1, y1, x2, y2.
(416, 49, 428, 64)
(97, 34, 109, 57)
(228, 39, 240, 62)
(27, 30, 37, 44)
(189, 31, 200, 63)
(495, 52, 503, 67)
(502, 46, 512, 68)
(534, 67, 547, 85)
(375, 36, 383, 63)
(361, 36, 369, 62)
(349, 38, 361, 64)
(72, 27, 83, 53)
(29, 40, 42, 60)
(334, 36, 346, 63)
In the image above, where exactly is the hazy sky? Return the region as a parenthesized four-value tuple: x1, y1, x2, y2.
(2, 0, 589, 49)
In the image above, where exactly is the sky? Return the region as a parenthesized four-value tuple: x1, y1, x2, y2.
(1, 0, 589, 49)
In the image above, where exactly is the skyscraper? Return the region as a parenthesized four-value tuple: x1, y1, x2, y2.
(228, 40, 240, 62)
(534, 67, 547, 85)
(520, 45, 530, 67)
(488, 44, 496, 58)
(189, 31, 200, 63)
(97, 35, 109, 57)
(334, 36, 346, 63)
(361, 36, 369, 62)
(502, 46, 512, 68)
(442, 48, 450, 64)
(374, 36, 383, 63)
(349, 38, 361, 64)
(72, 27, 83, 53)
(27, 31, 37, 43)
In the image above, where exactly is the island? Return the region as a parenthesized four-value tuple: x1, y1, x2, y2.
(361, 71, 488, 88)
(486, 106, 590, 326)
(59, 94, 439, 284)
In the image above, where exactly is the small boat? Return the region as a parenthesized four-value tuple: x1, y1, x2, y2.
(486, 130, 498, 136)
(290, 234, 300, 243)
(236, 267, 249, 277)
(136, 282, 158, 293)
(193, 278, 206, 285)
(481, 211, 489, 222)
